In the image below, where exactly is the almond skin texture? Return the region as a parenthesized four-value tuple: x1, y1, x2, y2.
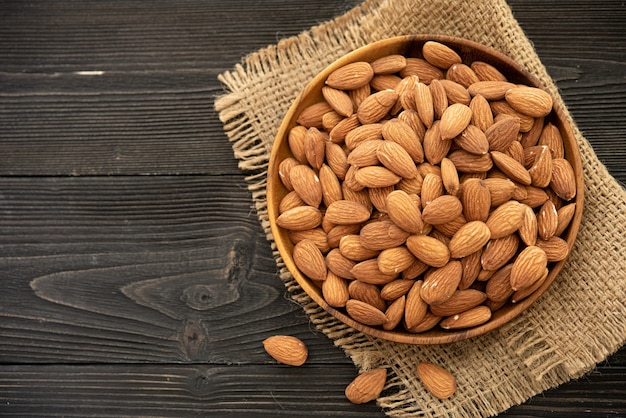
(510, 245, 548, 291)
(276, 206, 322, 231)
(345, 299, 388, 326)
(290, 164, 323, 207)
(448, 220, 491, 259)
(550, 158, 577, 201)
(439, 305, 492, 329)
(263, 335, 308, 366)
(322, 271, 350, 308)
(505, 86, 553, 118)
(357, 89, 398, 124)
(406, 235, 451, 267)
(486, 200, 524, 239)
(354, 166, 402, 188)
(440, 103, 473, 141)
(325, 200, 371, 225)
(417, 362, 457, 399)
(326, 61, 374, 90)
(322, 86, 354, 118)
(386, 190, 424, 234)
(345, 368, 387, 404)
(421, 260, 463, 304)
(422, 195, 463, 225)
(491, 151, 532, 186)
(293, 239, 327, 282)
(422, 41, 462, 70)
(461, 178, 491, 222)
(377, 140, 419, 179)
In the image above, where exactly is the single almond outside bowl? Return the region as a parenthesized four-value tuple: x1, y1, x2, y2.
(267, 35, 584, 344)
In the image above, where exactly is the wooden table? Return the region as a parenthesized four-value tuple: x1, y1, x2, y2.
(1, 1, 624, 416)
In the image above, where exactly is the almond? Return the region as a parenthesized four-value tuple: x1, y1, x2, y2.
(506, 140, 526, 166)
(441, 157, 460, 196)
(429, 79, 449, 120)
(354, 165, 402, 188)
(459, 249, 482, 289)
(348, 280, 387, 312)
(406, 234, 450, 267)
(347, 139, 383, 167)
(421, 260, 463, 304)
(469, 94, 494, 132)
(448, 220, 491, 259)
(420, 172, 444, 206)
(383, 295, 406, 331)
(423, 121, 452, 165)
(483, 177, 516, 207)
(339, 234, 380, 261)
(490, 100, 535, 132)
(518, 185, 549, 208)
(486, 200, 524, 239)
(520, 116, 545, 148)
(415, 81, 435, 127)
(461, 178, 491, 221)
(485, 264, 514, 303)
(288, 228, 330, 254)
(278, 157, 300, 190)
(377, 246, 417, 275)
(325, 141, 349, 179)
(535, 236, 570, 262)
(480, 233, 519, 271)
(276, 206, 322, 231)
(345, 368, 387, 404)
(439, 103, 473, 140)
(440, 79, 471, 106)
(349, 84, 371, 110)
(511, 267, 549, 303)
(263, 335, 308, 366)
(385, 190, 424, 234)
(555, 202, 576, 236)
(447, 149, 493, 173)
(454, 124, 490, 155)
(518, 204, 538, 246)
(537, 200, 558, 240)
(360, 220, 410, 251)
(382, 118, 425, 162)
(402, 257, 431, 280)
(550, 158, 577, 201)
(325, 200, 371, 225)
(319, 164, 343, 207)
(429, 289, 487, 317)
(510, 245, 548, 291)
(439, 305, 492, 330)
(471, 61, 507, 82)
(468, 80, 516, 100)
(326, 61, 374, 90)
(422, 195, 463, 225)
(491, 151, 532, 185)
(538, 122, 565, 159)
(329, 114, 360, 144)
(368, 186, 394, 213)
(371, 54, 407, 75)
(296, 101, 333, 128)
(446, 63, 480, 88)
(287, 125, 308, 163)
(322, 271, 350, 308)
(325, 248, 356, 278)
(377, 140, 419, 178)
(345, 298, 388, 326)
(398, 109, 426, 141)
(279, 190, 306, 214)
(290, 164, 323, 207)
(485, 116, 520, 153)
(400, 58, 444, 84)
(357, 89, 398, 124)
(505, 86, 553, 118)
(344, 123, 383, 150)
(371, 74, 402, 91)
(404, 280, 428, 329)
(322, 110, 343, 131)
(293, 239, 327, 282)
(528, 145, 553, 188)
(380, 279, 416, 300)
(422, 40, 462, 70)
(417, 362, 457, 399)
(322, 86, 354, 117)
(406, 311, 442, 333)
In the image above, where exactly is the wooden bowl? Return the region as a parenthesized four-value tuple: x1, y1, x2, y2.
(267, 35, 584, 344)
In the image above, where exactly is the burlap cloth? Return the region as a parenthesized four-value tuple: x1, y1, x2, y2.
(215, 0, 626, 416)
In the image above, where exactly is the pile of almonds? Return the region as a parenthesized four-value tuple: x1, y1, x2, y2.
(275, 40, 577, 335)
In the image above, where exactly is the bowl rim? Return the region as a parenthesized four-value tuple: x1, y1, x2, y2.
(267, 34, 584, 345)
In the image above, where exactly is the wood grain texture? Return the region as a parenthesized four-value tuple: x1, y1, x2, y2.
(0, 0, 625, 417)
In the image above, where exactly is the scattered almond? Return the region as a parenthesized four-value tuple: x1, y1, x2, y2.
(345, 368, 387, 404)
(417, 362, 457, 399)
(263, 335, 308, 366)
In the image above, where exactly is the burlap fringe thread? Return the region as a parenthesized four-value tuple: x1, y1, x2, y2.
(215, 0, 626, 416)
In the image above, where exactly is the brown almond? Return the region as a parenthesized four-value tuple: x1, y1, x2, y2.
(491, 151, 532, 185)
(354, 165, 402, 188)
(510, 245, 548, 291)
(326, 61, 374, 90)
(555, 203, 576, 236)
(377, 140, 419, 179)
(486, 200, 524, 239)
(339, 234, 380, 261)
(304, 127, 327, 170)
(415, 81, 435, 127)
(293, 239, 327, 282)
(469, 94, 494, 132)
(383, 295, 406, 331)
(417, 362, 457, 399)
(276, 206, 322, 231)
(433, 214, 467, 238)
(296, 101, 333, 128)
(357, 89, 398, 124)
(370, 74, 402, 92)
(535, 236, 570, 262)
(263, 335, 308, 366)
(480, 233, 519, 271)
(485, 116, 520, 153)
(511, 268, 549, 304)
(518, 204, 538, 246)
(319, 164, 343, 207)
(325, 141, 349, 179)
(538, 122, 565, 159)
(345, 368, 387, 404)
(398, 109, 426, 141)
(371, 54, 407, 75)
(345, 123, 383, 150)
(345, 299, 388, 326)
(404, 280, 428, 329)
(537, 200, 559, 240)
(406, 312, 442, 333)
(377, 246, 416, 275)
(279, 190, 306, 214)
(402, 257, 431, 280)
(483, 177, 516, 207)
(550, 158, 577, 201)
(424, 120, 452, 165)
(471, 61, 508, 82)
(393, 76, 419, 115)
(368, 186, 394, 213)
(349, 84, 372, 110)
(278, 157, 300, 191)
(347, 139, 383, 167)
(326, 248, 356, 279)
(288, 228, 330, 254)
(455, 124, 490, 155)
(468, 80, 516, 100)
(440, 305, 492, 330)
(380, 279, 416, 301)
(439, 103, 472, 140)
(329, 114, 360, 144)
(518, 185, 549, 208)
(441, 157, 460, 196)
(360, 220, 410, 251)
(325, 200, 371, 225)
(459, 249, 482, 289)
(439, 79, 471, 106)
(421, 260, 463, 304)
(287, 125, 308, 163)
(400, 58, 444, 84)
(322, 110, 343, 131)
(505, 86, 553, 118)
(490, 100, 535, 132)
(446, 63, 480, 88)
(461, 178, 491, 221)
(528, 144, 553, 188)
(290, 164, 323, 207)
(422, 41, 462, 69)
(382, 118, 425, 162)
(322, 86, 354, 118)
(447, 149, 493, 173)
(485, 263, 514, 303)
(348, 280, 386, 312)
(422, 195, 463, 225)
(520, 116, 545, 148)
(448, 220, 491, 259)
(322, 271, 350, 308)
(406, 234, 450, 267)
(386, 190, 424, 234)
(429, 289, 487, 317)
(429, 79, 449, 120)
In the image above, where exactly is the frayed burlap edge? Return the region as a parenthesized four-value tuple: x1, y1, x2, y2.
(215, 0, 626, 416)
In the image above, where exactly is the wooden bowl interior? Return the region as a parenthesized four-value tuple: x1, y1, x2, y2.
(267, 35, 584, 345)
